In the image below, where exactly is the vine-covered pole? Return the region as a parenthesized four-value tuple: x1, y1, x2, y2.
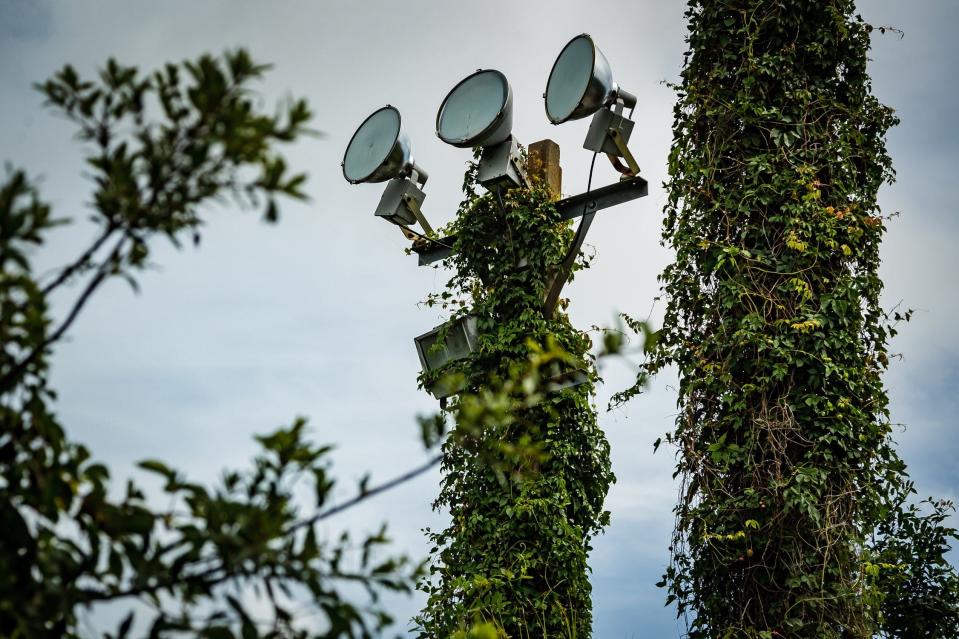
(648, 1, 903, 636)
(415, 145, 614, 638)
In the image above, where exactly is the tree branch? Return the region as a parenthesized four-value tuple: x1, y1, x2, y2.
(1, 234, 128, 391)
(290, 453, 443, 533)
(41, 223, 118, 295)
(79, 453, 442, 604)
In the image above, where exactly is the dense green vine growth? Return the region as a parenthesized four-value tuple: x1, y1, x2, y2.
(649, 2, 908, 636)
(415, 161, 613, 638)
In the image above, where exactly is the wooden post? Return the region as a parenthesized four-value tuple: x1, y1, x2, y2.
(527, 139, 562, 200)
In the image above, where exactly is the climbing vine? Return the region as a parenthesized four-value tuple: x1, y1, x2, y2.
(415, 156, 614, 638)
(639, 2, 911, 636)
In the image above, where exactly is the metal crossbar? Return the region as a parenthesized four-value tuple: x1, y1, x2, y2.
(411, 175, 649, 266)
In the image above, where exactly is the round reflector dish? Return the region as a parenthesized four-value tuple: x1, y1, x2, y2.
(546, 36, 595, 123)
(437, 69, 511, 147)
(343, 106, 402, 183)
(545, 34, 617, 124)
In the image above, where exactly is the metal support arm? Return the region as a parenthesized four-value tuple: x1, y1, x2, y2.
(411, 175, 648, 265)
(402, 193, 434, 236)
(543, 211, 596, 319)
(607, 129, 640, 177)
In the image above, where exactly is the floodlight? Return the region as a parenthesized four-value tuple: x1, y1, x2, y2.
(544, 34, 640, 176)
(437, 69, 513, 148)
(414, 316, 479, 399)
(436, 69, 526, 190)
(344, 105, 413, 184)
(342, 105, 434, 235)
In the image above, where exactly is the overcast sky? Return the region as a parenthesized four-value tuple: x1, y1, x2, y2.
(1, 1, 956, 636)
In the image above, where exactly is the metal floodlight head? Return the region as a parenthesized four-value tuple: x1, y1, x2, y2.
(342, 105, 427, 186)
(436, 69, 513, 148)
(436, 69, 526, 190)
(343, 105, 434, 234)
(544, 34, 636, 125)
(545, 34, 641, 176)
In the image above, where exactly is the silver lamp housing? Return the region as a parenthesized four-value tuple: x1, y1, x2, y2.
(343, 105, 413, 184)
(436, 69, 526, 191)
(544, 34, 638, 157)
(436, 69, 513, 148)
(342, 105, 430, 229)
(545, 34, 636, 124)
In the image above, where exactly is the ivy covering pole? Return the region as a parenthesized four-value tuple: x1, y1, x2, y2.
(642, 1, 908, 636)
(415, 158, 614, 638)
(628, 0, 958, 636)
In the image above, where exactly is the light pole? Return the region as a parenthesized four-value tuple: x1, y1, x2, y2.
(341, 31, 649, 637)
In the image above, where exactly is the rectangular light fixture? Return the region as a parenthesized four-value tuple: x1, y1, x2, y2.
(413, 316, 479, 399)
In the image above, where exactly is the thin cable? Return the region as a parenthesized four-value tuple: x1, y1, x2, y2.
(497, 185, 518, 262)
(575, 149, 599, 251)
(585, 151, 598, 201)
(495, 186, 507, 216)
(577, 150, 599, 223)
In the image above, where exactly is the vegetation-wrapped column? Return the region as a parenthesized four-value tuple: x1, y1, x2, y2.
(416, 164, 614, 638)
(652, 2, 900, 636)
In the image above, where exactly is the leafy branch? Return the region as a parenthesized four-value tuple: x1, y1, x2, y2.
(0, 50, 439, 639)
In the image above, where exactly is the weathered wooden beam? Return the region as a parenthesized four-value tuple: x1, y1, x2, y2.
(527, 139, 562, 200)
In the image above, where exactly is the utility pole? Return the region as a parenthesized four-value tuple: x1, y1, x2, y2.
(341, 33, 649, 637)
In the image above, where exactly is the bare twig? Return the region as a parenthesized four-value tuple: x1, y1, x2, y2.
(290, 453, 443, 533)
(41, 223, 118, 295)
(1, 234, 128, 391)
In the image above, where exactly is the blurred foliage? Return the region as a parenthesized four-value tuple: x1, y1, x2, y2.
(872, 487, 959, 638)
(614, 1, 959, 637)
(413, 154, 613, 638)
(0, 50, 429, 638)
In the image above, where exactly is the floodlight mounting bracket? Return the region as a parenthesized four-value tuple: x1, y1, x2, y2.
(478, 136, 527, 191)
(401, 192, 434, 236)
(607, 129, 640, 177)
(398, 224, 425, 243)
(585, 107, 635, 158)
(375, 177, 433, 233)
(609, 84, 637, 112)
(411, 174, 648, 266)
(406, 162, 429, 187)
